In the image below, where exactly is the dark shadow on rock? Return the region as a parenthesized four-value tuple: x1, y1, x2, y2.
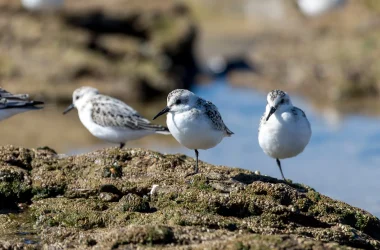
(232, 173, 309, 192)
(215, 201, 263, 218)
(99, 184, 122, 196)
(0, 167, 33, 209)
(232, 172, 282, 185)
(286, 212, 330, 228)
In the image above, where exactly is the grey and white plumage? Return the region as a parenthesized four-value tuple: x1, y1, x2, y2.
(63, 86, 170, 148)
(166, 89, 233, 136)
(0, 88, 44, 120)
(154, 89, 233, 176)
(258, 89, 311, 181)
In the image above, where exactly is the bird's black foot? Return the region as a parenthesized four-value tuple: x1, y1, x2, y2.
(185, 171, 199, 178)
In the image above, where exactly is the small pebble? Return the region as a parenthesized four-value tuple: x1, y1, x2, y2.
(99, 192, 119, 202)
(149, 184, 159, 195)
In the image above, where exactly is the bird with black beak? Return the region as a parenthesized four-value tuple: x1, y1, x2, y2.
(258, 90, 312, 182)
(153, 89, 233, 176)
(63, 86, 170, 148)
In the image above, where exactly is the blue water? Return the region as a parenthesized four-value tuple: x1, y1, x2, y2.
(153, 78, 380, 218)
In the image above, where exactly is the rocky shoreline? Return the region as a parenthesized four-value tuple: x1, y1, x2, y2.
(0, 146, 379, 249)
(0, 0, 198, 103)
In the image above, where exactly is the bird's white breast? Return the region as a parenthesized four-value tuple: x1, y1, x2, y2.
(167, 110, 225, 150)
(258, 108, 311, 159)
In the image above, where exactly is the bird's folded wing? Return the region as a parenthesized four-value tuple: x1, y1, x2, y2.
(91, 97, 167, 131)
(0, 88, 43, 109)
(0, 88, 29, 100)
(204, 100, 234, 135)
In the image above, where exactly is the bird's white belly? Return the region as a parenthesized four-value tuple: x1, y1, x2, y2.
(167, 112, 224, 150)
(79, 111, 153, 143)
(259, 113, 311, 159)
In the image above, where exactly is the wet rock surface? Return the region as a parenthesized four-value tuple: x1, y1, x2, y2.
(0, 146, 379, 249)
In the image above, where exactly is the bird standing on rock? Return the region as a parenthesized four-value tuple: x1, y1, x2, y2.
(63, 86, 170, 149)
(258, 90, 311, 182)
(153, 89, 233, 176)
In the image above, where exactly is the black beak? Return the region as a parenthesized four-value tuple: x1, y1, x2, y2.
(266, 106, 276, 121)
(153, 106, 170, 120)
(63, 104, 75, 115)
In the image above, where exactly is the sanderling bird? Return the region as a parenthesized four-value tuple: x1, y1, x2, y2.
(153, 89, 233, 176)
(297, 0, 345, 17)
(63, 86, 170, 148)
(258, 90, 311, 181)
(0, 88, 44, 120)
(21, 0, 64, 11)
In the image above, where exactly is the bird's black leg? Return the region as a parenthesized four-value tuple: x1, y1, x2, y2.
(119, 143, 125, 149)
(194, 149, 199, 174)
(276, 158, 287, 182)
(185, 149, 199, 177)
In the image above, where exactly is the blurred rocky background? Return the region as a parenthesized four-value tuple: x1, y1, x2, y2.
(2, 0, 380, 111)
(0, 0, 197, 103)
(190, 0, 380, 115)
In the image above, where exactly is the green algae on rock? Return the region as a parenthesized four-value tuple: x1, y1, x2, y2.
(0, 145, 379, 249)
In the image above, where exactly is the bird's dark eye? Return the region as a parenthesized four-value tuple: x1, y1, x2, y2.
(175, 99, 181, 105)
(75, 96, 80, 100)
(280, 99, 285, 104)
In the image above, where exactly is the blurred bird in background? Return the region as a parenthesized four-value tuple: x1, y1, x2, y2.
(0, 88, 44, 121)
(297, 0, 346, 16)
(21, 0, 64, 11)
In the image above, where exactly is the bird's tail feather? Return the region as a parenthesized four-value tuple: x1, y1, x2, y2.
(155, 126, 171, 135)
(156, 130, 171, 135)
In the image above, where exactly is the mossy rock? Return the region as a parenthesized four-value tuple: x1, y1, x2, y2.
(117, 193, 151, 213)
(0, 146, 378, 249)
(0, 166, 32, 208)
(112, 225, 175, 247)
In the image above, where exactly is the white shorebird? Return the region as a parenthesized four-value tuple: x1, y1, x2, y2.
(63, 86, 170, 148)
(258, 90, 311, 181)
(297, 0, 346, 17)
(21, 0, 64, 11)
(0, 88, 44, 120)
(153, 89, 233, 176)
